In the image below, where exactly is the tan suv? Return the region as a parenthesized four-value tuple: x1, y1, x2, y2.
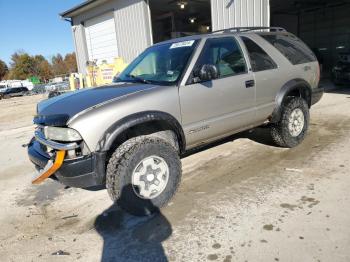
(28, 27, 323, 215)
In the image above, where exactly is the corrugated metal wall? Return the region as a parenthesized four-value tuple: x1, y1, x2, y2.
(114, 0, 153, 63)
(72, 0, 152, 74)
(211, 0, 270, 31)
(71, 25, 89, 74)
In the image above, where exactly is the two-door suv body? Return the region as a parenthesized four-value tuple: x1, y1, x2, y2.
(28, 27, 323, 215)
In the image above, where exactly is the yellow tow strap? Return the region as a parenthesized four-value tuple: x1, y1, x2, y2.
(32, 150, 66, 184)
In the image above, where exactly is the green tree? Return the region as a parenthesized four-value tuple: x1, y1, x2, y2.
(64, 52, 78, 73)
(8, 52, 37, 80)
(0, 59, 8, 80)
(33, 55, 53, 81)
(52, 53, 67, 76)
(5, 51, 75, 80)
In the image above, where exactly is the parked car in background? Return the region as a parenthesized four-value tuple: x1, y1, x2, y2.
(332, 52, 350, 85)
(47, 81, 71, 98)
(0, 85, 8, 93)
(0, 87, 29, 99)
(29, 84, 47, 95)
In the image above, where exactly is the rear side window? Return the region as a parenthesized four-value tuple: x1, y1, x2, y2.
(241, 37, 277, 72)
(261, 34, 316, 65)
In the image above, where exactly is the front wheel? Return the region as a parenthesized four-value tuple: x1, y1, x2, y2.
(106, 136, 181, 216)
(270, 97, 310, 148)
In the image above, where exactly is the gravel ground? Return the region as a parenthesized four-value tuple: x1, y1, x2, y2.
(0, 83, 349, 262)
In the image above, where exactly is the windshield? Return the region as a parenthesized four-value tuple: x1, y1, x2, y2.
(117, 40, 198, 85)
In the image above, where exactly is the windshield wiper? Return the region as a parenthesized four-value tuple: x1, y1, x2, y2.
(126, 74, 152, 84)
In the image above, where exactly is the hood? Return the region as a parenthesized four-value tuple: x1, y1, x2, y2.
(36, 83, 157, 123)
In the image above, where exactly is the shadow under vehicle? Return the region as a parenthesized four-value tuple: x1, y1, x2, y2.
(94, 185, 171, 261)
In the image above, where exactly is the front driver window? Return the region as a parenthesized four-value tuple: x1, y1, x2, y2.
(195, 37, 247, 78)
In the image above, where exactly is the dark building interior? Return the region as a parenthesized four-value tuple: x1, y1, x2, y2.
(149, 0, 211, 43)
(271, 0, 350, 76)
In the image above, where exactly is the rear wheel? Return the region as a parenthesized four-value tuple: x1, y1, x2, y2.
(270, 97, 309, 148)
(106, 136, 181, 216)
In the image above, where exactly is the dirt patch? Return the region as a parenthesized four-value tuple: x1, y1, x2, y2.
(280, 203, 298, 211)
(263, 224, 274, 231)
(300, 196, 320, 208)
(16, 180, 66, 207)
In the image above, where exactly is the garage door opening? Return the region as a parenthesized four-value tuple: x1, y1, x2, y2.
(149, 0, 211, 43)
(84, 12, 118, 65)
(270, 0, 350, 77)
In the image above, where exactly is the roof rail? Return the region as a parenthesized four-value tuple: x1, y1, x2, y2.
(211, 27, 287, 34)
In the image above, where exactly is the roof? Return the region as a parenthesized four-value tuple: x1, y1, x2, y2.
(153, 27, 289, 46)
(60, 0, 107, 18)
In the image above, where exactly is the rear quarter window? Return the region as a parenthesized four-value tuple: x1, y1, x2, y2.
(241, 36, 277, 72)
(261, 34, 316, 65)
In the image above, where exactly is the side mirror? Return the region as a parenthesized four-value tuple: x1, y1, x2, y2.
(193, 64, 219, 82)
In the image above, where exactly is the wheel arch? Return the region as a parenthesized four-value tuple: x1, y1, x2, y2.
(96, 111, 186, 154)
(271, 79, 312, 123)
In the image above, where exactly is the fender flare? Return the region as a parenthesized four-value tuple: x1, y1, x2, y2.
(96, 111, 186, 153)
(271, 79, 312, 123)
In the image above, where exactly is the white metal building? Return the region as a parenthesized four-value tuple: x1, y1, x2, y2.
(61, 0, 350, 76)
(60, 0, 270, 74)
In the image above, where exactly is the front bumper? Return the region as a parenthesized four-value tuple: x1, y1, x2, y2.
(311, 86, 324, 106)
(28, 138, 106, 188)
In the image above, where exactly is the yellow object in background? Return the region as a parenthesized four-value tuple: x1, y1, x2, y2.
(69, 74, 75, 91)
(79, 73, 84, 88)
(86, 75, 93, 88)
(86, 57, 128, 87)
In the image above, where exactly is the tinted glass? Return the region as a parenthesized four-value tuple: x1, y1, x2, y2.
(261, 34, 316, 65)
(117, 40, 198, 85)
(195, 37, 247, 78)
(241, 37, 277, 72)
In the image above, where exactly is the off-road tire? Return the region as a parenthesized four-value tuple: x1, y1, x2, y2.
(106, 136, 181, 216)
(270, 97, 309, 148)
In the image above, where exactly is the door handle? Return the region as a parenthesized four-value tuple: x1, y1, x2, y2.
(245, 80, 255, 88)
(304, 65, 311, 71)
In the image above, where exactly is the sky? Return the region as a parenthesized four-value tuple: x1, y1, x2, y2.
(0, 0, 84, 65)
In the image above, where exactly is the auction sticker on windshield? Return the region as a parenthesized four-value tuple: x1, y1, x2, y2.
(170, 40, 195, 49)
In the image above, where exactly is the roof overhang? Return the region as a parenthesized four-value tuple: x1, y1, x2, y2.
(271, 0, 349, 15)
(60, 0, 109, 18)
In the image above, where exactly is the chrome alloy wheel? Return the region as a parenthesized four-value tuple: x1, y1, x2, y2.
(288, 108, 305, 137)
(131, 155, 169, 199)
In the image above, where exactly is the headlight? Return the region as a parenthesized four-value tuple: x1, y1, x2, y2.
(44, 126, 82, 142)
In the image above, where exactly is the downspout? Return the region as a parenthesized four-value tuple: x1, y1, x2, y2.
(63, 18, 73, 26)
